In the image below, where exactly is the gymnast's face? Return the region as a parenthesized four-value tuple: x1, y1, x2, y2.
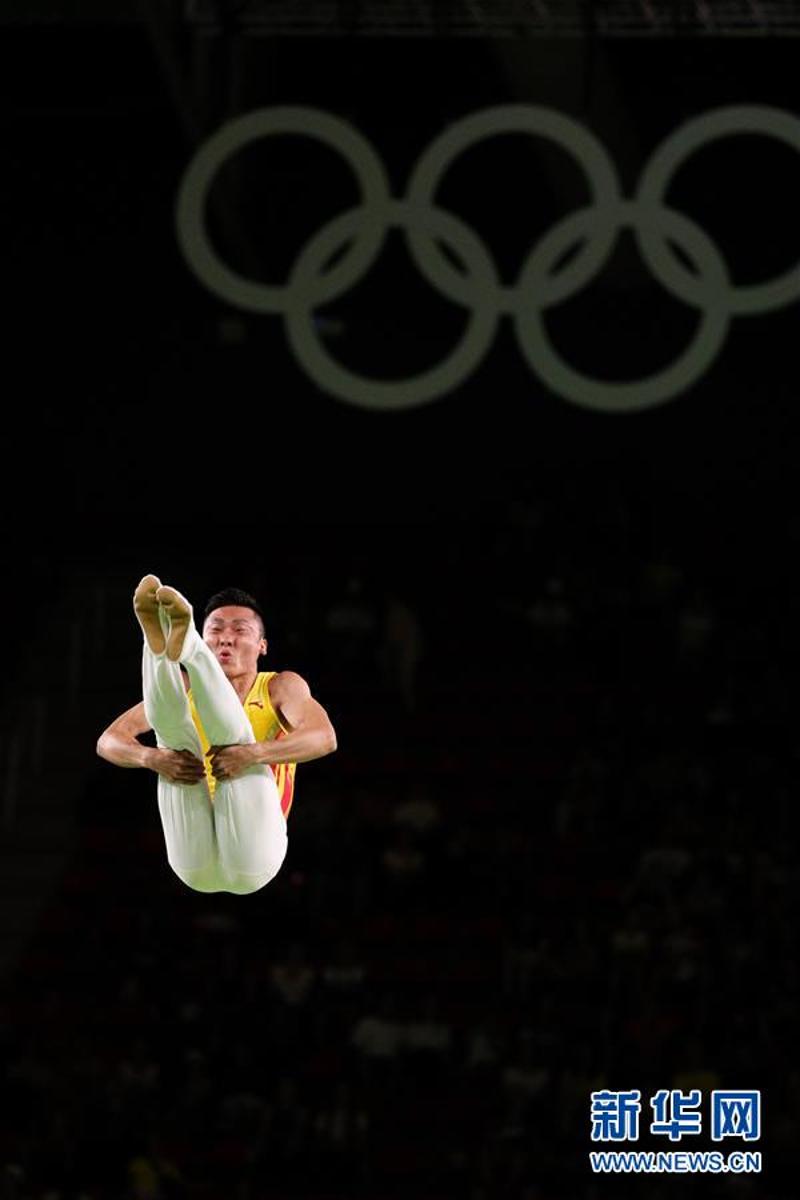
(203, 606, 267, 676)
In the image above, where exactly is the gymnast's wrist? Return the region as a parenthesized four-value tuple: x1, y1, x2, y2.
(249, 742, 269, 766)
(142, 745, 162, 772)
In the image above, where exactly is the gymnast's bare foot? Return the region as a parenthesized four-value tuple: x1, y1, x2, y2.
(156, 585, 193, 662)
(133, 575, 165, 655)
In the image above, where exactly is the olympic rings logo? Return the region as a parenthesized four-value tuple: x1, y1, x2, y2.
(175, 104, 800, 412)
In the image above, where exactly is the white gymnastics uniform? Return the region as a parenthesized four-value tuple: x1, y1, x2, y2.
(141, 612, 288, 895)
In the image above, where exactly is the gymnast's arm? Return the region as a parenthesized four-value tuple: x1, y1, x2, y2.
(208, 673, 337, 777)
(96, 703, 206, 784)
(259, 671, 338, 764)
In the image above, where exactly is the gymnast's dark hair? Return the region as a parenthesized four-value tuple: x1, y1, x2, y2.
(204, 588, 266, 637)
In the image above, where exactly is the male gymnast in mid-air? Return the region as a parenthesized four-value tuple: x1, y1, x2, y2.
(97, 576, 337, 895)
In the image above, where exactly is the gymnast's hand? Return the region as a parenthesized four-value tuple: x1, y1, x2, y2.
(150, 748, 207, 785)
(208, 743, 259, 782)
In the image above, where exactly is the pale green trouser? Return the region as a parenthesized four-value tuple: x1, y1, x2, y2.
(142, 608, 287, 895)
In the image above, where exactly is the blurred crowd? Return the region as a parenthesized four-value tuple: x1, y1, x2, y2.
(1, 493, 798, 1200)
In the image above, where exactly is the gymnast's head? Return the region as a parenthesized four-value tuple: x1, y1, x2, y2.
(202, 587, 268, 673)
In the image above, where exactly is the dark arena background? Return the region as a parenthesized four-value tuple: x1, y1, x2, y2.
(2, 2, 800, 1197)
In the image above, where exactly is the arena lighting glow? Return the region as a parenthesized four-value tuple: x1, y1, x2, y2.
(176, 103, 800, 413)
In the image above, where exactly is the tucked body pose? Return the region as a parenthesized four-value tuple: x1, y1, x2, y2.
(97, 577, 337, 895)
